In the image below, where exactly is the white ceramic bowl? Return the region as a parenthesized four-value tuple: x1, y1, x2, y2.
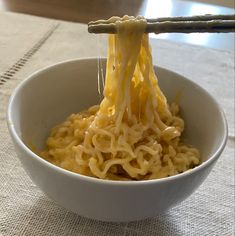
(7, 58, 227, 222)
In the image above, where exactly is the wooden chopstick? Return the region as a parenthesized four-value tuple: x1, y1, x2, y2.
(88, 14, 235, 34)
(146, 14, 235, 23)
(146, 20, 235, 34)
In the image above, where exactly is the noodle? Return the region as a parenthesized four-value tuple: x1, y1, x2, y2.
(40, 16, 200, 180)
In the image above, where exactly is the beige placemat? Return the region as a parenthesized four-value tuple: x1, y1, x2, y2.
(0, 12, 234, 236)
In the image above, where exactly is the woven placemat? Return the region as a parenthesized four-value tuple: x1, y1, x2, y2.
(0, 12, 234, 236)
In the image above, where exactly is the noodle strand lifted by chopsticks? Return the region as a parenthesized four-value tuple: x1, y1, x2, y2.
(41, 16, 200, 180)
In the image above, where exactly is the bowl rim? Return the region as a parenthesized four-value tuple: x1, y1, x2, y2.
(7, 57, 228, 186)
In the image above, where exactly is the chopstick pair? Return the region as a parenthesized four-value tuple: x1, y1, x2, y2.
(88, 14, 235, 34)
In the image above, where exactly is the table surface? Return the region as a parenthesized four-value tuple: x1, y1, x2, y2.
(0, 11, 234, 236)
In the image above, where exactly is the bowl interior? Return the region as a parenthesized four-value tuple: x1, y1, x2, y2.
(9, 58, 226, 163)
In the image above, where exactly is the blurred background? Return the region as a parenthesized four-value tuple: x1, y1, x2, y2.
(0, 0, 234, 51)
